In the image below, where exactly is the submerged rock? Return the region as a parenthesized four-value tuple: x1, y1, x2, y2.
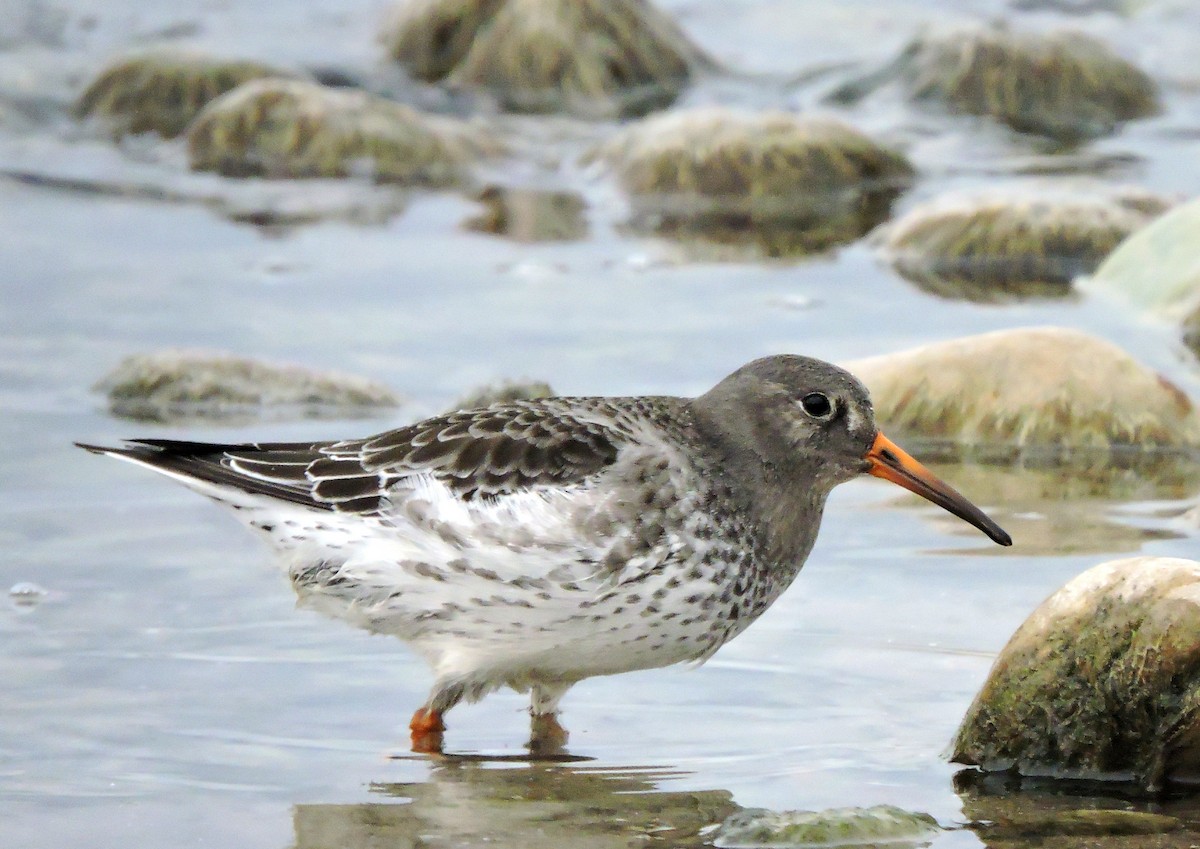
(878, 189, 1166, 301)
(187, 79, 499, 184)
(638, 219, 882, 263)
(847, 327, 1200, 455)
(955, 773, 1189, 848)
(952, 556, 1200, 791)
(96, 349, 401, 424)
(450, 378, 555, 411)
(464, 186, 587, 242)
(75, 51, 302, 139)
(835, 23, 1158, 141)
(713, 805, 939, 849)
(591, 108, 912, 257)
(381, 0, 708, 117)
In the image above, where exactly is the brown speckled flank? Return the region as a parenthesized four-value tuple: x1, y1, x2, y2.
(79, 355, 1009, 752)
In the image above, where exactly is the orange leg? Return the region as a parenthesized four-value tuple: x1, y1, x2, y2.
(528, 712, 569, 756)
(409, 707, 445, 754)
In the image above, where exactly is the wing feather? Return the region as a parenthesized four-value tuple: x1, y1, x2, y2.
(83, 399, 632, 516)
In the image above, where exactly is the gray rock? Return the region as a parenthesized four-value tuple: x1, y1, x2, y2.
(1087, 195, 1200, 318)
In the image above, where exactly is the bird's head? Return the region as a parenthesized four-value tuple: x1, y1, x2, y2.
(694, 355, 1011, 546)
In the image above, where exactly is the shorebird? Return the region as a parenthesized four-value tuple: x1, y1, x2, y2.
(80, 355, 1010, 752)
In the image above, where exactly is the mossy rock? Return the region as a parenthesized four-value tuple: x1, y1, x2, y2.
(835, 23, 1158, 141)
(450, 378, 555, 411)
(382, 0, 708, 117)
(96, 349, 401, 423)
(590, 108, 911, 254)
(952, 556, 1200, 791)
(847, 327, 1200, 454)
(879, 189, 1167, 301)
(713, 805, 939, 848)
(187, 78, 499, 184)
(75, 50, 302, 139)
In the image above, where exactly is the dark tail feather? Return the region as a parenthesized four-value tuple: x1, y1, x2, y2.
(75, 439, 332, 510)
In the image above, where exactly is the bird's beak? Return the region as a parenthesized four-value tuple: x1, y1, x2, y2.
(864, 432, 1012, 546)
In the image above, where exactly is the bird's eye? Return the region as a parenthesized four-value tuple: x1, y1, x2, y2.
(800, 392, 833, 418)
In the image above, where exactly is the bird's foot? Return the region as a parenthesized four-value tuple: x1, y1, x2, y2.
(410, 707, 445, 754)
(528, 712, 569, 756)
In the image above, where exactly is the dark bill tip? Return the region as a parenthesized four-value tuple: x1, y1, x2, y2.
(864, 432, 1012, 547)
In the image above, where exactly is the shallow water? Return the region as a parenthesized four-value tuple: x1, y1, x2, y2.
(5, 0, 1200, 846)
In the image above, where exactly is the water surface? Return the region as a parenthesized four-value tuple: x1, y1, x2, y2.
(4, 0, 1200, 846)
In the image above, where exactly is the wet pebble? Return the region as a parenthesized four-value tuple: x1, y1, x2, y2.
(75, 50, 303, 139)
(952, 556, 1200, 791)
(95, 349, 402, 424)
(847, 327, 1200, 455)
(463, 185, 587, 242)
(9, 582, 47, 607)
(877, 188, 1167, 301)
(187, 79, 500, 184)
(588, 108, 911, 258)
(381, 0, 707, 117)
(713, 804, 939, 848)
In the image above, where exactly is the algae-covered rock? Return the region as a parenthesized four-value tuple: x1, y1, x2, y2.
(96, 349, 401, 423)
(878, 189, 1166, 301)
(591, 108, 911, 256)
(847, 327, 1200, 454)
(75, 51, 302, 139)
(381, 0, 708, 117)
(952, 556, 1200, 791)
(1088, 195, 1200, 319)
(835, 23, 1159, 141)
(464, 186, 586, 242)
(713, 805, 939, 848)
(187, 79, 498, 184)
(450, 378, 555, 411)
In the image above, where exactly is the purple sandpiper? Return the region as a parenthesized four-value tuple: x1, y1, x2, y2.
(80, 355, 1010, 752)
